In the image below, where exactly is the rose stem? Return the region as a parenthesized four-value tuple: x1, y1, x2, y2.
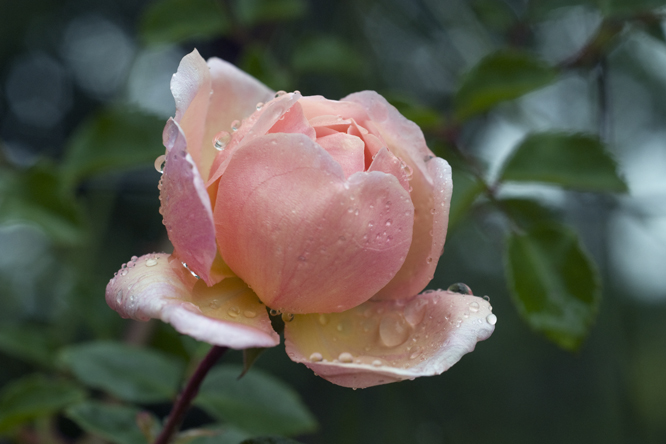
(154, 345, 228, 444)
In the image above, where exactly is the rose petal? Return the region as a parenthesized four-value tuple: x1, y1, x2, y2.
(284, 289, 495, 388)
(161, 119, 218, 286)
(207, 92, 302, 187)
(170, 49, 211, 177)
(268, 101, 316, 140)
(214, 133, 414, 314)
(316, 133, 365, 179)
(344, 92, 452, 300)
(106, 253, 279, 349)
(201, 58, 274, 180)
(368, 147, 410, 193)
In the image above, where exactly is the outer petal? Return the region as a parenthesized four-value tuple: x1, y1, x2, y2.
(201, 58, 274, 180)
(344, 92, 452, 300)
(284, 289, 496, 388)
(105, 253, 279, 349)
(170, 49, 211, 176)
(161, 119, 218, 286)
(214, 133, 414, 314)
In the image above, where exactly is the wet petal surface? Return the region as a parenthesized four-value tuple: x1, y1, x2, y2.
(344, 92, 452, 300)
(284, 289, 495, 388)
(105, 253, 279, 349)
(161, 119, 218, 285)
(214, 133, 414, 314)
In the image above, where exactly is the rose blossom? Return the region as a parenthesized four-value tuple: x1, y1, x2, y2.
(106, 50, 495, 388)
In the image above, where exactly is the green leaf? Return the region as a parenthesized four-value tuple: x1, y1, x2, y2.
(241, 347, 267, 379)
(602, 0, 666, 17)
(179, 426, 251, 444)
(500, 132, 628, 192)
(62, 105, 165, 188)
(0, 374, 86, 432)
(59, 341, 185, 403)
(500, 198, 559, 228)
(195, 365, 317, 436)
(140, 0, 230, 46)
(454, 50, 557, 120)
(233, 0, 307, 27)
(292, 36, 365, 76)
(449, 170, 484, 228)
(505, 223, 601, 350)
(65, 401, 149, 444)
(240, 438, 305, 444)
(0, 323, 59, 368)
(0, 162, 86, 245)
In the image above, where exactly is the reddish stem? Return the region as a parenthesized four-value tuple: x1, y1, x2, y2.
(154, 346, 228, 444)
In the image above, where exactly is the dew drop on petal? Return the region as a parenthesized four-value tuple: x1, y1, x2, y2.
(146, 258, 158, 267)
(338, 352, 353, 363)
(282, 312, 294, 323)
(228, 306, 240, 318)
(318, 314, 329, 325)
(487, 314, 498, 325)
(310, 352, 323, 362)
(154, 155, 166, 173)
(275, 90, 286, 98)
(209, 299, 220, 309)
(447, 282, 473, 295)
(372, 360, 382, 367)
(269, 308, 281, 316)
(379, 313, 410, 347)
(243, 310, 257, 318)
(256, 102, 264, 110)
(469, 301, 480, 312)
(213, 131, 231, 150)
(230, 120, 241, 131)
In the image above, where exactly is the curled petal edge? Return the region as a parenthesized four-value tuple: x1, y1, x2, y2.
(284, 289, 495, 389)
(105, 253, 279, 350)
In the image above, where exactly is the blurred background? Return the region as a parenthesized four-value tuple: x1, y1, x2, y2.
(1, 0, 666, 443)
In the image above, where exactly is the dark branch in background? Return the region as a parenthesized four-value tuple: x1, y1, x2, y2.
(154, 346, 228, 444)
(596, 56, 611, 143)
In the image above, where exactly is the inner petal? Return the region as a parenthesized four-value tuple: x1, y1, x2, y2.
(316, 133, 365, 179)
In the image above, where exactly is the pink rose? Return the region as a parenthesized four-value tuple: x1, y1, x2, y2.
(106, 50, 495, 388)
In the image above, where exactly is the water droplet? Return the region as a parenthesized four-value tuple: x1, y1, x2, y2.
(385, 219, 392, 226)
(469, 301, 480, 312)
(131, 256, 138, 262)
(483, 295, 490, 302)
(269, 308, 281, 316)
(404, 298, 428, 326)
(213, 131, 231, 150)
(115, 290, 122, 304)
(310, 352, 323, 362)
(244, 310, 257, 318)
(256, 102, 264, 110)
(282, 312, 294, 323)
(379, 313, 411, 347)
(336, 323, 344, 332)
(120, 269, 128, 276)
(426, 257, 433, 264)
(430, 208, 436, 215)
(448, 282, 473, 295)
(154, 155, 166, 173)
(146, 258, 158, 267)
(228, 306, 240, 318)
(230, 120, 240, 131)
(275, 90, 286, 98)
(372, 360, 382, 367)
(209, 299, 220, 309)
(486, 314, 497, 325)
(338, 352, 353, 363)
(409, 347, 423, 360)
(318, 314, 329, 325)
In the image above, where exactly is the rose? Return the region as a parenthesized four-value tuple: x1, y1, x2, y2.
(106, 50, 496, 388)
